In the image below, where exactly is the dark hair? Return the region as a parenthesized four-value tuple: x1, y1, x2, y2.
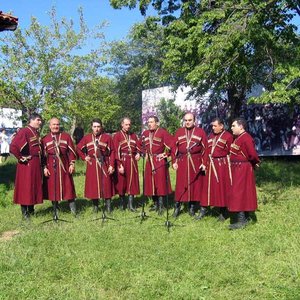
(91, 118, 103, 126)
(148, 115, 159, 123)
(211, 117, 224, 125)
(232, 117, 247, 130)
(29, 113, 42, 122)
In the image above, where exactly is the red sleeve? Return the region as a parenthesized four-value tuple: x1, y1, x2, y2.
(10, 128, 27, 160)
(201, 129, 209, 167)
(244, 135, 260, 165)
(112, 133, 122, 167)
(107, 136, 115, 168)
(67, 134, 77, 163)
(76, 136, 87, 161)
(171, 130, 179, 161)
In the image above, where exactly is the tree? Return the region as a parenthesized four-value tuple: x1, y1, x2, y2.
(110, 0, 300, 119)
(156, 98, 184, 134)
(107, 19, 166, 133)
(0, 7, 119, 130)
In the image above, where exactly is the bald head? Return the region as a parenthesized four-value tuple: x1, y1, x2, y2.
(121, 117, 131, 133)
(49, 118, 60, 134)
(183, 113, 195, 129)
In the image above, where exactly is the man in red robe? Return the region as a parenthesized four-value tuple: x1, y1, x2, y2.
(172, 113, 208, 217)
(229, 117, 260, 230)
(76, 118, 115, 213)
(197, 118, 233, 221)
(113, 117, 141, 211)
(42, 118, 77, 216)
(10, 113, 43, 219)
(142, 116, 173, 214)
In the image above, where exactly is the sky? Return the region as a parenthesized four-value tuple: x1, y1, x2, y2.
(0, 0, 152, 41)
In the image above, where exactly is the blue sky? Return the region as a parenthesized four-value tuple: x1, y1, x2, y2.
(0, 0, 151, 41)
(1, 1, 299, 39)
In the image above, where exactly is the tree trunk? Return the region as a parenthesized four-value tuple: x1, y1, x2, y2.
(227, 85, 245, 126)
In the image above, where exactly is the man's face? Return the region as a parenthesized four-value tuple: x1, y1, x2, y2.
(184, 114, 195, 129)
(231, 121, 242, 135)
(122, 119, 131, 133)
(92, 122, 102, 136)
(211, 121, 223, 134)
(147, 118, 158, 131)
(49, 118, 60, 134)
(30, 117, 43, 129)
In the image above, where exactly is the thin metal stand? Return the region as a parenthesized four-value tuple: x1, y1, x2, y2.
(43, 142, 70, 224)
(135, 139, 152, 223)
(92, 138, 117, 225)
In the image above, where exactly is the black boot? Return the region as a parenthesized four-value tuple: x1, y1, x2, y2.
(195, 206, 208, 220)
(149, 196, 158, 212)
(128, 195, 136, 212)
(52, 201, 59, 221)
(21, 205, 29, 220)
(92, 199, 99, 213)
(158, 196, 165, 215)
(189, 202, 196, 217)
(106, 199, 112, 214)
(217, 207, 228, 222)
(173, 202, 181, 218)
(119, 195, 126, 210)
(228, 212, 248, 230)
(28, 205, 35, 216)
(69, 200, 77, 217)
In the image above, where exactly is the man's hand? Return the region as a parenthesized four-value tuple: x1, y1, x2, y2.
(135, 153, 140, 161)
(172, 162, 178, 170)
(157, 153, 167, 160)
(200, 164, 206, 172)
(44, 167, 50, 177)
(69, 164, 75, 174)
(118, 164, 125, 174)
(108, 165, 114, 175)
(85, 156, 92, 165)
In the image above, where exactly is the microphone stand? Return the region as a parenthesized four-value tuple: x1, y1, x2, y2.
(152, 151, 188, 232)
(43, 136, 70, 224)
(135, 148, 150, 223)
(92, 139, 117, 225)
(150, 156, 175, 232)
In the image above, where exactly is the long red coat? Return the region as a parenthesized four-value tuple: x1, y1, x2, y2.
(228, 131, 259, 212)
(202, 130, 233, 207)
(77, 133, 115, 199)
(113, 130, 141, 196)
(42, 132, 76, 201)
(142, 128, 173, 196)
(172, 127, 208, 202)
(10, 126, 43, 205)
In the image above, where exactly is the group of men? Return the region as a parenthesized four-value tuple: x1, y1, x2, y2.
(10, 112, 260, 230)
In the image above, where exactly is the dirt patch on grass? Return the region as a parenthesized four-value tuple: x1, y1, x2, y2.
(0, 230, 20, 241)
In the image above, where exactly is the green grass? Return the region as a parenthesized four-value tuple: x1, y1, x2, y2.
(0, 157, 300, 299)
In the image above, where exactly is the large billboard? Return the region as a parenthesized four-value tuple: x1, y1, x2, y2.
(142, 86, 300, 156)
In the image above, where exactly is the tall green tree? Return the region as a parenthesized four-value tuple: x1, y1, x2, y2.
(107, 19, 166, 132)
(0, 7, 118, 130)
(110, 0, 300, 119)
(156, 98, 184, 134)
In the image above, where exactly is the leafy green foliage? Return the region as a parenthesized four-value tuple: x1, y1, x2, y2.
(0, 7, 119, 131)
(107, 19, 166, 132)
(156, 98, 184, 134)
(110, 0, 300, 119)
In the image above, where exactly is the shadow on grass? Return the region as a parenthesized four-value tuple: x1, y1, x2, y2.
(256, 156, 300, 187)
(0, 159, 16, 189)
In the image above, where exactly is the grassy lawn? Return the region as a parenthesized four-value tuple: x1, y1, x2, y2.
(0, 157, 300, 299)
